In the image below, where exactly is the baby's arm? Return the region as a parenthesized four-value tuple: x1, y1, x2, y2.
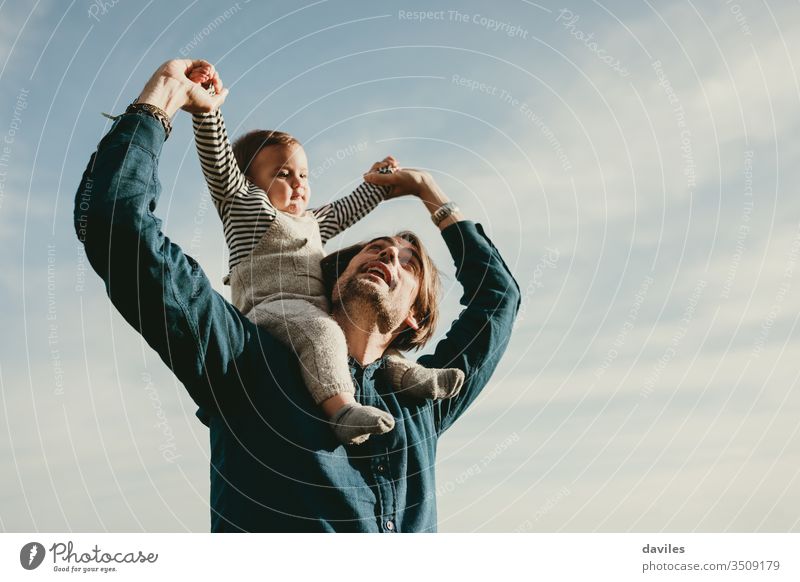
(312, 156, 398, 244)
(192, 109, 249, 212)
(187, 65, 249, 214)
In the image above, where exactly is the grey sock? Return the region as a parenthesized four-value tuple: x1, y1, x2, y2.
(396, 365, 465, 400)
(329, 403, 395, 445)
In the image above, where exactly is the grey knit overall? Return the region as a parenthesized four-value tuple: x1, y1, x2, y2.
(229, 210, 353, 403)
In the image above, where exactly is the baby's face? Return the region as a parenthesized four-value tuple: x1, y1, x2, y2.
(249, 143, 310, 216)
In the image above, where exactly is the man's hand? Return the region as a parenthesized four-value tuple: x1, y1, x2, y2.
(364, 166, 464, 229)
(137, 59, 229, 117)
(363, 166, 434, 199)
(365, 156, 402, 198)
(366, 155, 399, 175)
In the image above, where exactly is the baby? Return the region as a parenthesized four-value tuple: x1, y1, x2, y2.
(187, 63, 464, 445)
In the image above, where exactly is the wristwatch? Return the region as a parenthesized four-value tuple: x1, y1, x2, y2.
(431, 201, 459, 226)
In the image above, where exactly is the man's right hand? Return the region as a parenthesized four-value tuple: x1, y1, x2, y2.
(363, 166, 432, 198)
(137, 59, 228, 117)
(364, 167, 464, 229)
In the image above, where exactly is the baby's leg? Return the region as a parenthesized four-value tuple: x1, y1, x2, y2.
(248, 299, 394, 444)
(384, 349, 465, 400)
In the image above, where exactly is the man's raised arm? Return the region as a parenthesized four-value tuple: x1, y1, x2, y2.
(363, 169, 521, 434)
(74, 60, 247, 414)
(424, 218, 520, 434)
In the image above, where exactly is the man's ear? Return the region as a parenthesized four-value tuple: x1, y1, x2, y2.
(404, 313, 420, 331)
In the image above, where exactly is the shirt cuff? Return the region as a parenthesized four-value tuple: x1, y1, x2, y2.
(101, 111, 167, 158)
(440, 220, 520, 293)
(440, 219, 479, 258)
(192, 111, 216, 121)
(363, 181, 389, 200)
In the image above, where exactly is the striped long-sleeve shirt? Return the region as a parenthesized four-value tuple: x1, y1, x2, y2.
(192, 109, 387, 276)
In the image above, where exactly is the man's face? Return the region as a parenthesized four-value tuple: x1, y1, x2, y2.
(332, 236, 423, 333)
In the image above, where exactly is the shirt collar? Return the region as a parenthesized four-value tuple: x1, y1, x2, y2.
(348, 355, 387, 376)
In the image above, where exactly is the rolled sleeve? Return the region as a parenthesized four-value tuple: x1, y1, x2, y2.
(417, 221, 520, 434)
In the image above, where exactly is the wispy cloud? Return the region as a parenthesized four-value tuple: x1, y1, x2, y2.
(2, 0, 800, 532)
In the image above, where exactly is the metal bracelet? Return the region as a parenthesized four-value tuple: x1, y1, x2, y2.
(431, 201, 459, 226)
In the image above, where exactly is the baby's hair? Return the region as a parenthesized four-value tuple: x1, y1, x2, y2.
(232, 130, 301, 178)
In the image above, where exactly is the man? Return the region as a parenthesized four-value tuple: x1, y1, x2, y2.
(75, 60, 520, 532)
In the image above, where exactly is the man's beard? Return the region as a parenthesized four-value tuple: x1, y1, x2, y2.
(334, 275, 406, 334)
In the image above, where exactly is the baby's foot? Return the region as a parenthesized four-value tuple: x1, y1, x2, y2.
(329, 403, 395, 445)
(397, 366, 465, 400)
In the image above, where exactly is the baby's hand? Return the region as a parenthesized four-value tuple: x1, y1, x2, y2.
(185, 62, 223, 94)
(187, 64, 211, 85)
(364, 156, 403, 198)
(366, 156, 399, 175)
(182, 60, 227, 112)
(364, 166, 432, 200)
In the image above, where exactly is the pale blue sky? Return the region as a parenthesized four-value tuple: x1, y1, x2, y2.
(1, 0, 799, 532)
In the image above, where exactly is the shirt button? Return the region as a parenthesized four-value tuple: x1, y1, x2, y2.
(377, 464, 385, 473)
(386, 520, 395, 531)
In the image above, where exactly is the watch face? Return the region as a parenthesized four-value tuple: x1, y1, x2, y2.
(433, 204, 456, 226)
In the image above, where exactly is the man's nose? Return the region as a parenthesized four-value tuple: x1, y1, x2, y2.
(379, 245, 399, 263)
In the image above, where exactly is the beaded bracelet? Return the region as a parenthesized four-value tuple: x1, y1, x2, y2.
(125, 102, 173, 139)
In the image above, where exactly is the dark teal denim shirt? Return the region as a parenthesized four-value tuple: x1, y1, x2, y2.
(75, 112, 520, 532)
